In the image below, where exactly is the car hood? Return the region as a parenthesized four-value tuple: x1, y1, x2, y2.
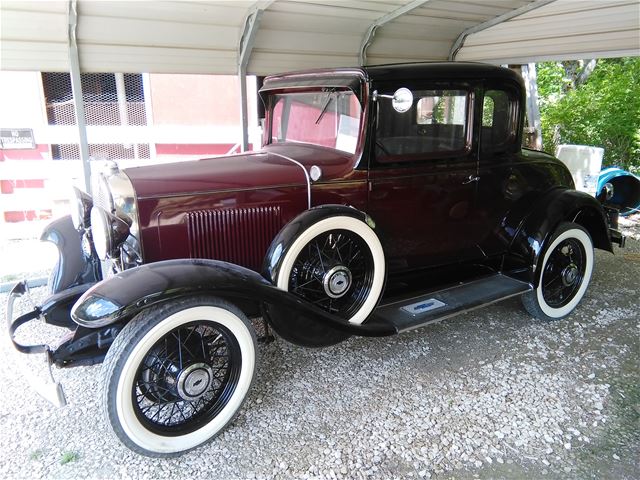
(123, 151, 307, 199)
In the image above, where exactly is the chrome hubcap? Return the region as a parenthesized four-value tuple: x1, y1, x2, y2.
(323, 265, 352, 299)
(176, 363, 213, 400)
(562, 264, 579, 287)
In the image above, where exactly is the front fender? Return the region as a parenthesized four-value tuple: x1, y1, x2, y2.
(41, 215, 101, 294)
(598, 167, 640, 216)
(263, 204, 378, 283)
(71, 259, 395, 337)
(507, 188, 612, 285)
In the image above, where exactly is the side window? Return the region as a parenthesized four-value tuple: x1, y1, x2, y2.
(376, 89, 469, 163)
(481, 89, 514, 155)
(482, 96, 495, 127)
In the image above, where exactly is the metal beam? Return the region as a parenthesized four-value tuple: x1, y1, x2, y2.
(67, 0, 91, 193)
(448, 0, 557, 61)
(359, 0, 433, 66)
(237, 2, 272, 152)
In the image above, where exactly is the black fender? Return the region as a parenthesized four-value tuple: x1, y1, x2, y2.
(41, 215, 101, 294)
(261, 205, 386, 347)
(70, 259, 395, 339)
(506, 187, 612, 285)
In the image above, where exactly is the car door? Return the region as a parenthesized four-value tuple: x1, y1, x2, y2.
(367, 83, 484, 274)
(474, 83, 531, 258)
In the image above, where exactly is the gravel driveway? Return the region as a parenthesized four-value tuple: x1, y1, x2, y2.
(1, 217, 638, 480)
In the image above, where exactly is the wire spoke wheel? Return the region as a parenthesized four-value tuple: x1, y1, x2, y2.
(133, 321, 241, 435)
(102, 298, 257, 457)
(541, 238, 586, 308)
(288, 229, 375, 319)
(522, 222, 594, 321)
(275, 214, 385, 327)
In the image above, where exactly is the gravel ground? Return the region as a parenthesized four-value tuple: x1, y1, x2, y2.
(1, 217, 638, 480)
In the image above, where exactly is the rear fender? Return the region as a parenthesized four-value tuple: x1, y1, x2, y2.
(71, 259, 395, 337)
(506, 188, 612, 285)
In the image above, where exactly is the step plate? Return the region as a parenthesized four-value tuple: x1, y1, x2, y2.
(373, 274, 532, 332)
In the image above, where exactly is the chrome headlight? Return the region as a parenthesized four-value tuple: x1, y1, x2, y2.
(91, 164, 143, 264)
(90, 207, 131, 260)
(70, 186, 93, 230)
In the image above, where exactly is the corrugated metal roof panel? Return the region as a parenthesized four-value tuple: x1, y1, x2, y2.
(459, 30, 640, 64)
(1, 0, 638, 74)
(2, 40, 69, 72)
(1, 9, 68, 42)
(456, 0, 640, 63)
(78, 45, 238, 74)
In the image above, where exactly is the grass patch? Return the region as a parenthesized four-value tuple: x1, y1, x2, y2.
(60, 451, 79, 465)
(29, 449, 44, 461)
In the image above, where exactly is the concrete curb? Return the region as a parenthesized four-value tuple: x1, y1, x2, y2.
(0, 277, 48, 294)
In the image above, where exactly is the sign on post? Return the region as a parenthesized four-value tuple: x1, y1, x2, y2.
(0, 128, 36, 150)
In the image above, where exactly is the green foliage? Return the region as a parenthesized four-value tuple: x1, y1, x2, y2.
(536, 62, 567, 103)
(537, 58, 640, 171)
(29, 449, 44, 461)
(60, 451, 79, 465)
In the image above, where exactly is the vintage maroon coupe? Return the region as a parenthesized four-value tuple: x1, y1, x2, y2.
(8, 62, 625, 456)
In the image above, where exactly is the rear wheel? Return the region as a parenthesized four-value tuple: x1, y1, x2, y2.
(101, 297, 257, 457)
(522, 222, 594, 320)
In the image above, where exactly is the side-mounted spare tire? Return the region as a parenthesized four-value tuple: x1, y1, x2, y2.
(263, 207, 386, 347)
(101, 296, 257, 457)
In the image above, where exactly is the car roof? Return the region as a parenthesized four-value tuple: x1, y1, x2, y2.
(261, 62, 523, 92)
(364, 61, 522, 84)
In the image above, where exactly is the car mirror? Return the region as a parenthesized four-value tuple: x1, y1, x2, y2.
(392, 88, 413, 113)
(373, 88, 414, 113)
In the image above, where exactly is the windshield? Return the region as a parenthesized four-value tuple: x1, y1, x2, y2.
(269, 90, 362, 154)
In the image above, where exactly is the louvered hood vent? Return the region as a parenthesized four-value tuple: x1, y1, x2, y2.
(186, 206, 282, 271)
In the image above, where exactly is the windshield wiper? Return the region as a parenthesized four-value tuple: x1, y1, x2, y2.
(315, 90, 335, 125)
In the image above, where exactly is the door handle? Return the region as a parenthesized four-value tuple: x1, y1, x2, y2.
(462, 174, 480, 184)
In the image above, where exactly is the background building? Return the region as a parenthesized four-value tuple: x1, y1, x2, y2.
(0, 71, 259, 235)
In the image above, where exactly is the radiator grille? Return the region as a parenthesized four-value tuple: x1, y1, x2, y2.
(186, 206, 282, 271)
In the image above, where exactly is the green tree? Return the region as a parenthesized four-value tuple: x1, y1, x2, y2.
(537, 58, 640, 171)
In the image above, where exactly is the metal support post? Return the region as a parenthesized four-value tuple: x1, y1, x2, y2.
(115, 73, 138, 159)
(67, 0, 91, 193)
(238, 5, 267, 152)
(238, 65, 250, 152)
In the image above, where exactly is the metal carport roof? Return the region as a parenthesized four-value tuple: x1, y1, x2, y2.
(2, 0, 639, 75)
(1, 0, 638, 191)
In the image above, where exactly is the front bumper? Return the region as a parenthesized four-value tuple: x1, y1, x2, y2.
(6, 281, 67, 407)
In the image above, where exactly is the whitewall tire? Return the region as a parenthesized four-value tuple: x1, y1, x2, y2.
(276, 215, 385, 325)
(522, 222, 594, 320)
(101, 297, 257, 457)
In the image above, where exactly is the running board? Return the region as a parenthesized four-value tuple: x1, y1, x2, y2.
(371, 274, 532, 333)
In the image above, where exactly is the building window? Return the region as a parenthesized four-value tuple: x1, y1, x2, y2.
(41, 73, 147, 126)
(50, 143, 151, 161)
